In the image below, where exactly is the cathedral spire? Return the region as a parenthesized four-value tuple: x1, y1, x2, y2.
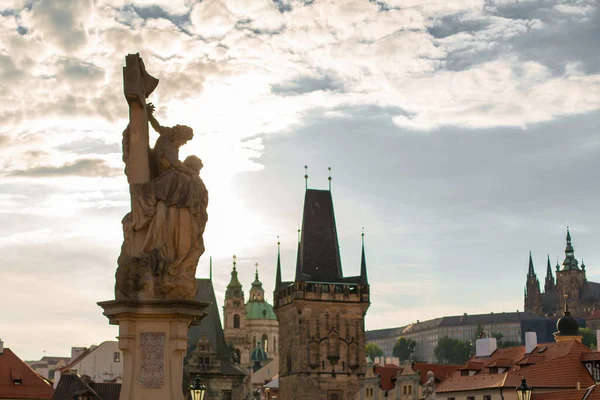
(275, 237, 282, 291)
(545, 255, 555, 293)
(528, 251, 536, 277)
(360, 228, 368, 285)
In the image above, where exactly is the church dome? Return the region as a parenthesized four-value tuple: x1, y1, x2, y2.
(556, 309, 580, 336)
(246, 301, 277, 320)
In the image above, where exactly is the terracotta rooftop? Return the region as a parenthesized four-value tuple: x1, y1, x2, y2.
(0, 348, 54, 399)
(532, 385, 600, 400)
(412, 362, 459, 384)
(438, 340, 595, 394)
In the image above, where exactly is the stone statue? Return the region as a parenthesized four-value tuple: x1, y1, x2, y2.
(115, 54, 208, 301)
(422, 370, 436, 400)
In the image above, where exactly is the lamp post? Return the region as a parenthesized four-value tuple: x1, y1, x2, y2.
(189, 375, 206, 400)
(516, 377, 532, 400)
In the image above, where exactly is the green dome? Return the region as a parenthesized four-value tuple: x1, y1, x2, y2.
(246, 301, 277, 320)
(251, 342, 268, 363)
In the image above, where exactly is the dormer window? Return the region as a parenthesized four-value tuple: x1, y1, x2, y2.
(13, 379, 22, 385)
(489, 367, 498, 374)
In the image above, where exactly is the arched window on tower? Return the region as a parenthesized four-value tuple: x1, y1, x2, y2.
(233, 314, 240, 329)
(262, 334, 268, 352)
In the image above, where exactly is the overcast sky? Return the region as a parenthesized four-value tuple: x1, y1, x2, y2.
(1, 0, 599, 360)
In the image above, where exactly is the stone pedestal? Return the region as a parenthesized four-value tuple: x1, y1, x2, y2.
(98, 299, 208, 400)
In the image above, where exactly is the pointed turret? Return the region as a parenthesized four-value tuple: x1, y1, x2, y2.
(295, 189, 343, 282)
(544, 255, 556, 293)
(561, 227, 580, 271)
(275, 239, 282, 291)
(225, 255, 244, 300)
(360, 230, 368, 286)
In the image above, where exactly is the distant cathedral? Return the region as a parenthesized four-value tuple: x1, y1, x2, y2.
(524, 228, 600, 318)
(274, 185, 370, 400)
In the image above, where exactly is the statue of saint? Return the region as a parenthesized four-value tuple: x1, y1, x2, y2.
(116, 55, 208, 300)
(422, 370, 436, 400)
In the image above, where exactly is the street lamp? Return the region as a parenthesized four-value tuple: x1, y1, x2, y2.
(189, 375, 206, 400)
(516, 377, 532, 400)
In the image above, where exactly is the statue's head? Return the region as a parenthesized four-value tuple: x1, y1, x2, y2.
(172, 125, 194, 147)
(427, 370, 435, 380)
(184, 155, 203, 174)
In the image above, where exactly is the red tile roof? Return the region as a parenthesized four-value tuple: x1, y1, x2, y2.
(437, 340, 595, 394)
(532, 385, 600, 400)
(0, 349, 54, 399)
(373, 364, 403, 391)
(412, 363, 459, 384)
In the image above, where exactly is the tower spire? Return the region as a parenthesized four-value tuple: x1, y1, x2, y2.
(328, 167, 332, 191)
(562, 226, 579, 271)
(360, 227, 368, 285)
(225, 255, 243, 299)
(276, 237, 282, 291)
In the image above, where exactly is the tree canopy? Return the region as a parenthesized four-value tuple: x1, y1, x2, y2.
(392, 337, 417, 362)
(366, 343, 384, 361)
(580, 328, 597, 349)
(434, 336, 472, 364)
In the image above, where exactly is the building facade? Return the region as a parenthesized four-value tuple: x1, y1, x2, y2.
(525, 228, 600, 318)
(274, 187, 370, 400)
(223, 258, 279, 375)
(55, 341, 123, 388)
(366, 312, 539, 363)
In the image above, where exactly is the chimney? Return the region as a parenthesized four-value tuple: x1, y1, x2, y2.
(0, 339, 3, 355)
(525, 331, 537, 354)
(476, 337, 497, 357)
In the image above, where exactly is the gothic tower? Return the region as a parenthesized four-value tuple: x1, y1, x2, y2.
(274, 187, 370, 400)
(556, 228, 586, 315)
(524, 252, 543, 315)
(223, 256, 247, 365)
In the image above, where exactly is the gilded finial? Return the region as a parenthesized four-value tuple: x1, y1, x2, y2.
(328, 167, 332, 191)
(277, 235, 281, 249)
(304, 165, 308, 189)
(255, 262, 259, 279)
(361, 227, 365, 245)
(233, 254, 237, 271)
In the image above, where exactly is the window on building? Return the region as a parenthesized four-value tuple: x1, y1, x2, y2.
(489, 367, 498, 374)
(234, 314, 240, 329)
(12, 379, 22, 386)
(484, 396, 492, 400)
(467, 397, 475, 400)
(222, 390, 232, 400)
(448, 398, 455, 400)
(262, 334, 269, 352)
(403, 385, 407, 394)
(114, 352, 121, 363)
(408, 385, 412, 395)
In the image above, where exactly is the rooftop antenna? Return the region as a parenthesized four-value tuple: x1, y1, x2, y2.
(328, 167, 332, 191)
(304, 165, 308, 189)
